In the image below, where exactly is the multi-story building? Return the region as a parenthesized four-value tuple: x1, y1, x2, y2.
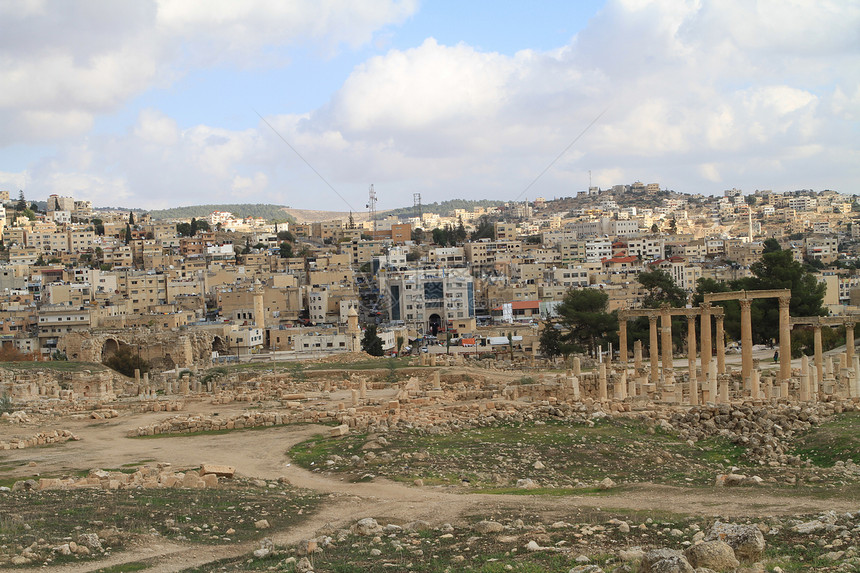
(380, 268, 475, 335)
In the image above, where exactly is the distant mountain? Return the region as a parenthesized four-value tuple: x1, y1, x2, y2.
(148, 204, 295, 222)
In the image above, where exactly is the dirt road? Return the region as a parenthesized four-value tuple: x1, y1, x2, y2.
(2, 401, 853, 573)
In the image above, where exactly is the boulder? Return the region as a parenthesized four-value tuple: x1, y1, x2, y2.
(640, 548, 694, 573)
(684, 540, 740, 571)
(352, 517, 382, 536)
(473, 520, 505, 534)
(705, 522, 765, 563)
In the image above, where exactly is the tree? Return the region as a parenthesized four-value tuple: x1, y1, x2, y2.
(470, 216, 495, 241)
(176, 222, 192, 237)
(21, 208, 35, 221)
(16, 190, 26, 211)
(539, 320, 571, 358)
(128, 211, 135, 226)
(454, 216, 467, 244)
(694, 249, 827, 345)
(555, 288, 618, 355)
(638, 268, 686, 308)
(125, 223, 131, 245)
(279, 242, 293, 258)
(395, 335, 405, 356)
(762, 238, 781, 254)
(92, 218, 105, 235)
(411, 228, 425, 243)
(277, 230, 294, 242)
(103, 346, 150, 378)
(361, 325, 384, 356)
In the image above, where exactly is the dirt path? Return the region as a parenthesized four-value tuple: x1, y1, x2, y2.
(6, 405, 857, 573)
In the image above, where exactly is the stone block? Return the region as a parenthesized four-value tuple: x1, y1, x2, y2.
(200, 464, 235, 478)
(329, 424, 349, 437)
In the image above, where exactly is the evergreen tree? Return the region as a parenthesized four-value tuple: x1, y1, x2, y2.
(361, 325, 384, 356)
(555, 288, 618, 355)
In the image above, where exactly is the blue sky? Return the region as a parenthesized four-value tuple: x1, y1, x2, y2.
(0, 1, 857, 211)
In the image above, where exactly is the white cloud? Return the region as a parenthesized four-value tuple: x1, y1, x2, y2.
(8, 0, 860, 208)
(0, 0, 417, 145)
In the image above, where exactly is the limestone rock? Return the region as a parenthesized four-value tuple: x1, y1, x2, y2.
(705, 522, 765, 563)
(598, 477, 616, 490)
(254, 519, 270, 530)
(684, 540, 740, 571)
(352, 518, 383, 536)
(473, 520, 505, 534)
(640, 548, 694, 573)
(200, 464, 235, 478)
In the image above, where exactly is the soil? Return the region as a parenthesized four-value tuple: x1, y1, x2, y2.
(2, 395, 856, 573)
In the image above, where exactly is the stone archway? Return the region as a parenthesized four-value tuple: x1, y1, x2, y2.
(102, 338, 121, 360)
(212, 336, 227, 354)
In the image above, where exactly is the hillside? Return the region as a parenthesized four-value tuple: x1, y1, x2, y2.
(148, 204, 295, 222)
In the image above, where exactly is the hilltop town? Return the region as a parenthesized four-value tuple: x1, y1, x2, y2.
(0, 184, 855, 362)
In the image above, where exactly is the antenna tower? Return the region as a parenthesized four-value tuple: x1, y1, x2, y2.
(413, 192, 422, 219)
(367, 184, 377, 238)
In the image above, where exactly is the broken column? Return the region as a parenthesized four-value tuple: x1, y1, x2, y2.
(740, 298, 753, 388)
(715, 314, 726, 375)
(649, 315, 659, 385)
(687, 312, 698, 405)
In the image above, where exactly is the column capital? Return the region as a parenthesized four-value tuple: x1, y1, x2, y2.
(648, 314, 658, 324)
(778, 295, 791, 309)
(700, 301, 712, 311)
(739, 298, 753, 310)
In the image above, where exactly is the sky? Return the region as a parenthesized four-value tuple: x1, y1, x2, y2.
(0, 0, 858, 212)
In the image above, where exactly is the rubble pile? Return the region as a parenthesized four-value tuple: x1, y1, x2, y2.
(0, 428, 78, 450)
(12, 463, 233, 491)
(665, 401, 850, 462)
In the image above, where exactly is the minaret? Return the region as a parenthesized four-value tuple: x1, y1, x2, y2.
(347, 306, 360, 352)
(253, 279, 265, 329)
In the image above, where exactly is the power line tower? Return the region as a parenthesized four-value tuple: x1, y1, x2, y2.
(413, 192, 422, 220)
(366, 184, 377, 238)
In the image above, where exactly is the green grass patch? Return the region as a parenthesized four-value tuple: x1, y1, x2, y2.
(93, 563, 150, 573)
(0, 360, 108, 372)
(789, 411, 860, 467)
(0, 481, 320, 566)
(288, 417, 753, 490)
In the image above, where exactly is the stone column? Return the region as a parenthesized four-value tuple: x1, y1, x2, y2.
(716, 314, 726, 375)
(800, 355, 810, 401)
(708, 359, 717, 402)
(740, 298, 753, 386)
(778, 295, 791, 384)
(687, 312, 698, 405)
(751, 369, 760, 400)
(848, 322, 856, 367)
(660, 306, 672, 382)
(633, 340, 643, 373)
(618, 314, 628, 366)
(814, 325, 824, 386)
(649, 315, 659, 384)
(853, 355, 860, 398)
(700, 303, 712, 383)
(598, 363, 607, 401)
